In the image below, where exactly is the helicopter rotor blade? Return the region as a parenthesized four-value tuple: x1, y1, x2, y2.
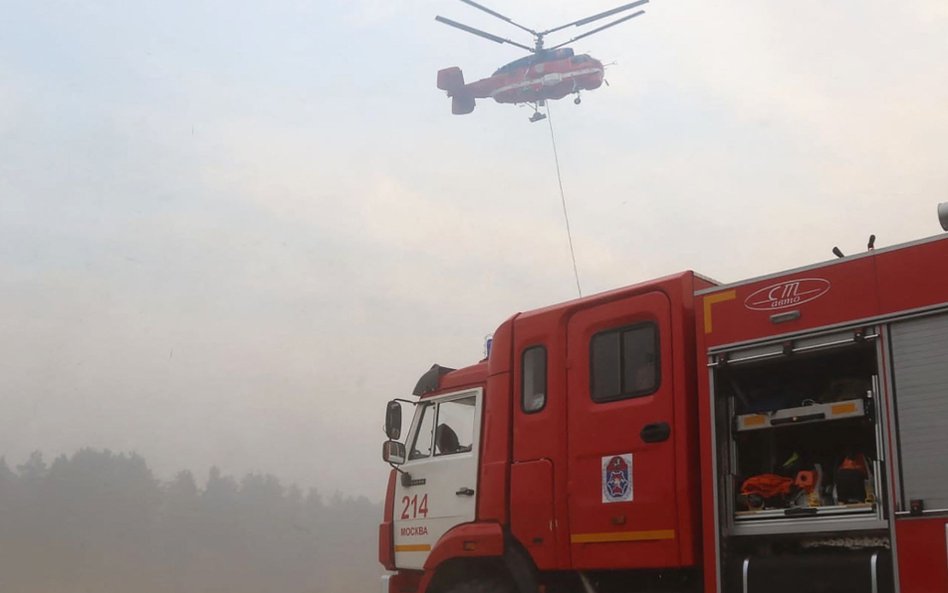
(459, 0, 537, 36)
(435, 16, 537, 53)
(547, 10, 645, 50)
(540, 0, 648, 36)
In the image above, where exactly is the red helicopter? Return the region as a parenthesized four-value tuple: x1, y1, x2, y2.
(435, 0, 649, 122)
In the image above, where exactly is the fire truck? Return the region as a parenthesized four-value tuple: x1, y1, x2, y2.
(379, 206, 948, 593)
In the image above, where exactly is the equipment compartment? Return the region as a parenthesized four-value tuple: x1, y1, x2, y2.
(712, 331, 887, 534)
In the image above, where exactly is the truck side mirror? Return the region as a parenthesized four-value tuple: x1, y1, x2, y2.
(382, 440, 406, 465)
(385, 401, 402, 440)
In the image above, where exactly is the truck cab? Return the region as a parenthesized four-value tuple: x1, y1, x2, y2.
(381, 272, 714, 593)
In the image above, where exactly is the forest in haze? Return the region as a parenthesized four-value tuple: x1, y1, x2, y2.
(0, 449, 382, 593)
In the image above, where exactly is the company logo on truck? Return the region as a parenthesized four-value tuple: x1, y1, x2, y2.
(744, 278, 831, 311)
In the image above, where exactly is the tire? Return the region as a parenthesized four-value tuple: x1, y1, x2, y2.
(447, 577, 515, 593)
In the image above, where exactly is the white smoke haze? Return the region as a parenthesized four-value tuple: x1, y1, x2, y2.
(1, 0, 947, 512)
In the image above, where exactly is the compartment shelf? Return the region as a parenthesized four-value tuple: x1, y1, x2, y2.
(735, 502, 874, 521)
(734, 398, 868, 432)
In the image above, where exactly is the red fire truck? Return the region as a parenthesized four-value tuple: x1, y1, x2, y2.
(379, 207, 948, 593)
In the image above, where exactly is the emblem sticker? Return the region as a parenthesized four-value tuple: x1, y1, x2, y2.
(602, 454, 634, 503)
(744, 278, 831, 311)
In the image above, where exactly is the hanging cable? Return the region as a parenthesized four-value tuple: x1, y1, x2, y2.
(546, 104, 583, 298)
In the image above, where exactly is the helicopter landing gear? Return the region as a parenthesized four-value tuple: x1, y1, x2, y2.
(574, 93, 582, 105)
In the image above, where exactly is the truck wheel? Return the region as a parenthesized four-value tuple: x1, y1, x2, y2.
(447, 578, 514, 593)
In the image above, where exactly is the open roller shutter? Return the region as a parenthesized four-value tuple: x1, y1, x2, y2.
(891, 312, 948, 510)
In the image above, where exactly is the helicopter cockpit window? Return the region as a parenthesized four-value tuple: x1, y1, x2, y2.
(492, 48, 576, 76)
(494, 55, 535, 76)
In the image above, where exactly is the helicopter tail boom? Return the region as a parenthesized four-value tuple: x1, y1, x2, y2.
(438, 67, 476, 115)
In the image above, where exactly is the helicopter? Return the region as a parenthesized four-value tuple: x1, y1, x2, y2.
(435, 0, 649, 122)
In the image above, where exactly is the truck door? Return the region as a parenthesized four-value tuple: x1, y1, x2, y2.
(566, 291, 680, 569)
(392, 389, 482, 570)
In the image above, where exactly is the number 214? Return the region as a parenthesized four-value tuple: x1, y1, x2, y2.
(400, 494, 428, 519)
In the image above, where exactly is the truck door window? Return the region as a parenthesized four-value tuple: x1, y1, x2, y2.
(522, 346, 548, 413)
(409, 403, 435, 460)
(434, 396, 476, 456)
(591, 322, 659, 402)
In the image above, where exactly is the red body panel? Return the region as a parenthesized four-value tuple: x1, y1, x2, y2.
(479, 317, 515, 524)
(696, 339, 718, 593)
(700, 256, 880, 349)
(380, 469, 397, 570)
(669, 275, 705, 569)
(874, 237, 948, 313)
(896, 517, 948, 593)
(510, 459, 557, 569)
(511, 301, 572, 568)
(701, 235, 948, 351)
(423, 522, 505, 571)
(478, 370, 511, 524)
(418, 522, 506, 592)
(437, 362, 489, 393)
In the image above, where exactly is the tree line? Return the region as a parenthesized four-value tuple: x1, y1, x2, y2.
(0, 449, 382, 593)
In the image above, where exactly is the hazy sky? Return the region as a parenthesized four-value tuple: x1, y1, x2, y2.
(2, 0, 947, 499)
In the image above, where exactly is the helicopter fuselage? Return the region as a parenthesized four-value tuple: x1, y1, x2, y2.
(487, 51, 605, 104)
(438, 49, 605, 114)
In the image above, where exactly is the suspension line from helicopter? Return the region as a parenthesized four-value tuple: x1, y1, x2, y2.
(545, 104, 583, 298)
